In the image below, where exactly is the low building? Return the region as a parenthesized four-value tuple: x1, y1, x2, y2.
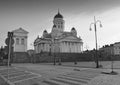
(113, 42, 120, 55)
(11, 28, 29, 63)
(100, 42, 120, 56)
(100, 44, 114, 56)
(12, 28, 28, 52)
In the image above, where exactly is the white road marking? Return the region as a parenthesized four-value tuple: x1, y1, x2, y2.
(24, 70, 42, 77)
(8, 73, 31, 79)
(0, 66, 42, 85)
(14, 67, 42, 77)
(13, 76, 41, 83)
(2, 70, 26, 76)
(0, 74, 15, 85)
(43, 79, 69, 85)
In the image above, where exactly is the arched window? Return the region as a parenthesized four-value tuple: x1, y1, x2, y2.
(21, 38, 24, 45)
(16, 38, 19, 45)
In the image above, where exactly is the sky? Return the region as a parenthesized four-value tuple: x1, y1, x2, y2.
(0, 0, 120, 50)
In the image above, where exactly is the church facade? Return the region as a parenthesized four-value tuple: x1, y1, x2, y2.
(34, 12, 83, 54)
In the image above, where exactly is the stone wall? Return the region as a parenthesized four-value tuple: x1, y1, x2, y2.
(12, 52, 30, 63)
(33, 52, 94, 63)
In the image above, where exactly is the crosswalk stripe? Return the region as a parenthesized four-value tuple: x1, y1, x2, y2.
(43, 79, 69, 85)
(63, 75, 91, 81)
(51, 77, 81, 85)
(13, 76, 40, 83)
(0, 67, 42, 85)
(2, 71, 27, 76)
(57, 76, 88, 83)
(10, 74, 39, 83)
(4, 72, 31, 79)
(0, 69, 22, 75)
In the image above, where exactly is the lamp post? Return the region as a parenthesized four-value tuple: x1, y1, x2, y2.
(89, 16, 102, 68)
(51, 38, 56, 65)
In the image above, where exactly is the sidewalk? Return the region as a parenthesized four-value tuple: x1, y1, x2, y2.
(88, 75, 120, 85)
(39, 61, 97, 68)
(40, 61, 111, 69)
(87, 61, 120, 85)
(0, 66, 9, 85)
(0, 76, 9, 85)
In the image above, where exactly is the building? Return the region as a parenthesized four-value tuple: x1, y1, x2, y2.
(100, 42, 120, 56)
(34, 11, 83, 54)
(99, 44, 114, 56)
(12, 28, 28, 52)
(27, 49, 35, 56)
(113, 42, 120, 55)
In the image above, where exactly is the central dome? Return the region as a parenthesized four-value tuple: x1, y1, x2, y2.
(54, 12, 63, 18)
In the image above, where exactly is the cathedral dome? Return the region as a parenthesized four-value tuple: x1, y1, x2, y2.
(71, 27, 77, 36)
(54, 12, 63, 19)
(53, 25, 56, 28)
(44, 30, 47, 33)
(71, 27, 76, 30)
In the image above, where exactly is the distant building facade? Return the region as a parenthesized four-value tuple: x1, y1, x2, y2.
(113, 42, 120, 55)
(34, 11, 83, 54)
(100, 44, 114, 56)
(100, 42, 120, 56)
(12, 28, 28, 52)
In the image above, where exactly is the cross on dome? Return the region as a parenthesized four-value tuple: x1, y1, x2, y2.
(54, 9, 63, 18)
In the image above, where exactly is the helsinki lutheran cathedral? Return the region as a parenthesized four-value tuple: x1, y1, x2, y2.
(34, 11, 83, 53)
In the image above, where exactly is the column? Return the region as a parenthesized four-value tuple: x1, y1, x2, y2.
(77, 43, 79, 53)
(47, 44, 49, 52)
(64, 42, 66, 52)
(43, 43, 44, 52)
(38, 44, 40, 53)
(66, 42, 68, 52)
(44, 43, 46, 52)
(40, 43, 42, 52)
(60, 42, 62, 53)
(79, 43, 81, 52)
(78, 43, 80, 53)
(64, 41, 66, 52)
(75, 43, 77, 53)
(69, 42, 71, 53)
(36, 44, 38, 53)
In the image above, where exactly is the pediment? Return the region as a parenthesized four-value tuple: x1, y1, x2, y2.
(12, 28, 28, 34)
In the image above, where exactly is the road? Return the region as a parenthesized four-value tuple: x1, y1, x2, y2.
(0, 61, 119, 85)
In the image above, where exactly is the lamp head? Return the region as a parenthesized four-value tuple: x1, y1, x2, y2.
(89, 27, 92, 31)
(100, 23, 102, 28)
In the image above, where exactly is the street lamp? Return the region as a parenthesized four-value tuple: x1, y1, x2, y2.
(51, 38, 56, 65)
(89, 16, 102, 68)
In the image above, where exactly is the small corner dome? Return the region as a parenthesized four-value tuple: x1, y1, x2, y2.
(19, 27, 22, 29)
(71, 27, 76, 31)
(54, 12, 63, 19)
(43, 30, 47, 33)
(37, 35, 39, 38)
(53, 25, 56, 28)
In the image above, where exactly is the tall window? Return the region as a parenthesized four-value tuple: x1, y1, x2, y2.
(16, 38, 19, 45)
(21, 38, 24, 45)
(58, 25, 60, 28)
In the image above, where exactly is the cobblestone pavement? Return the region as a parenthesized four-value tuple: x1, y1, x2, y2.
(0, 61, 119, 85)
(88, 61, 120, 85)
(10, 63, 103, 85)
(41, 69, 102, 85)
(0, 66, 41, 85)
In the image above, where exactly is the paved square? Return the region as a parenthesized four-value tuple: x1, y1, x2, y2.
(0, 61, 120, 85)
